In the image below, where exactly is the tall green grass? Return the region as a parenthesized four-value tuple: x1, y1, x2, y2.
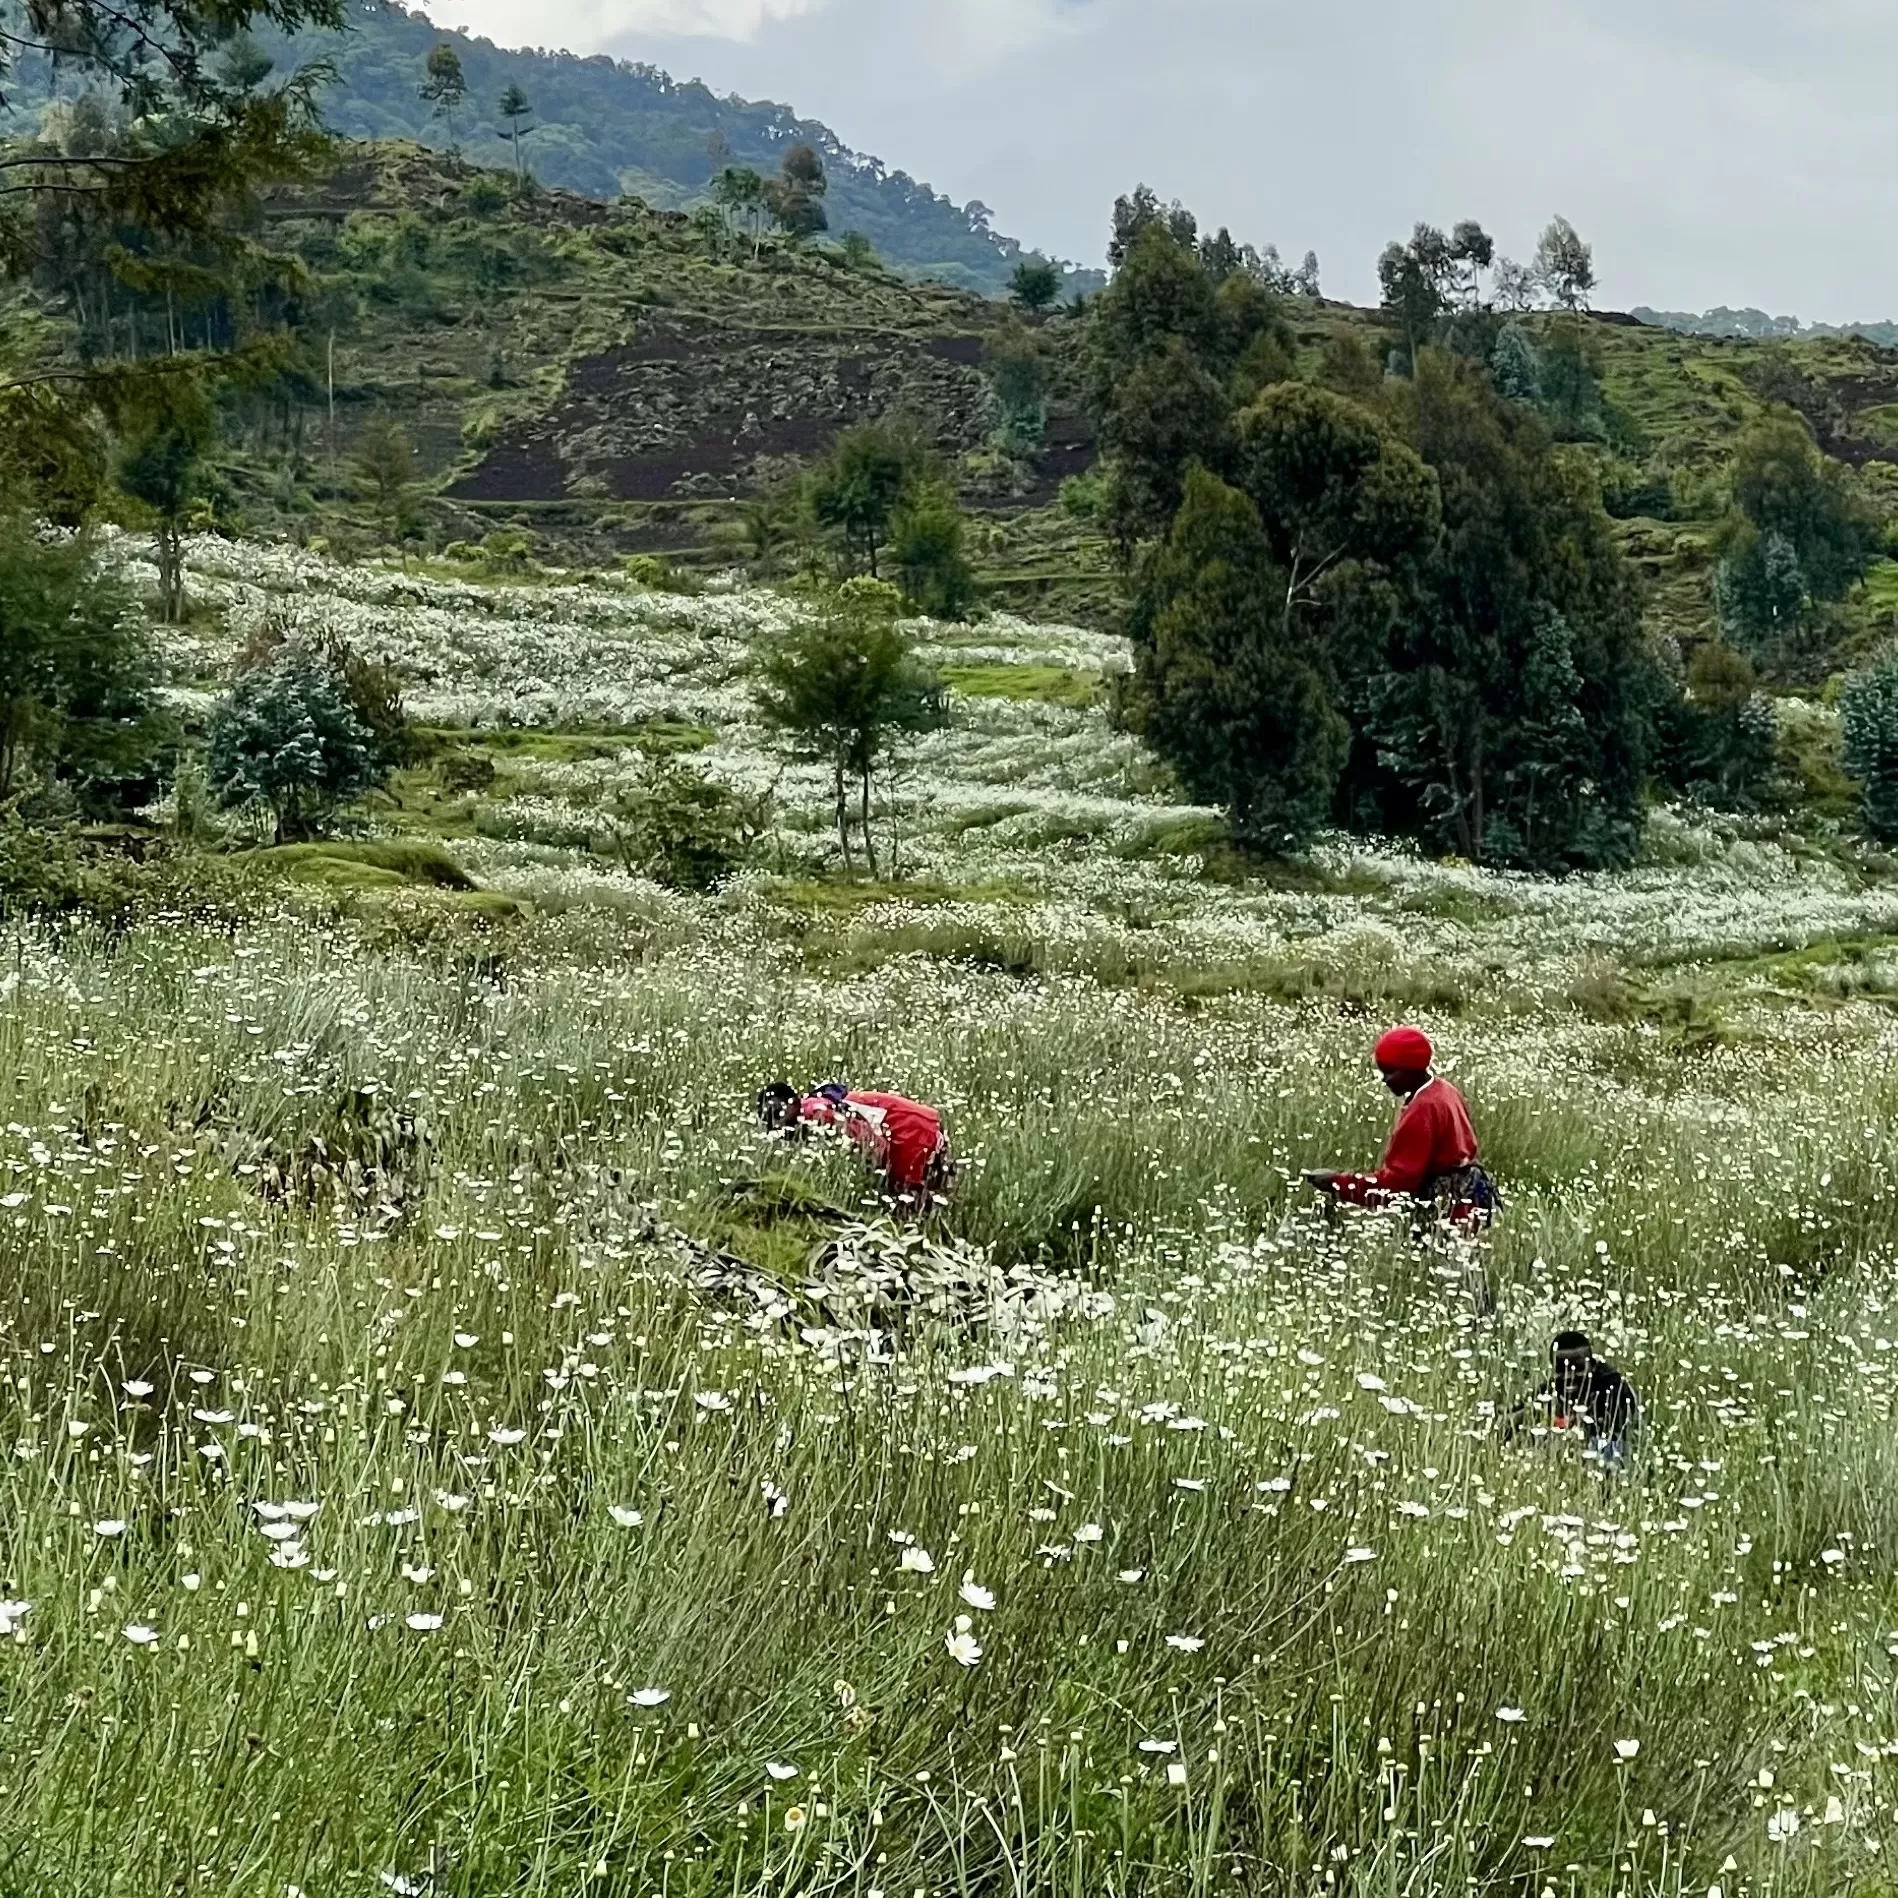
(0, 914, 1896, 1892)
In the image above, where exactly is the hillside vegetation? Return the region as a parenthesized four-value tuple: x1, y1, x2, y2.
(16, 4, 1898, 1878)
(4, 0, 1084, 296)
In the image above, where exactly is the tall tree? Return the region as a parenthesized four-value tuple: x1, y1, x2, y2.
(809, 423, 923, 578)
(1534, 216, 1596, 311)
(116, 384, 216, 621)
(1357, 349, 1654, 868)
(498, 83, 533, 183)
(888, 479, 979, 621)
(1009, 257, 1061, 315)
(419, 43, 467, 152)
(1127, 467, 1351, 845)
(765, 144, 828, 240)
(753, 594, 947, 875)
(355, 416, 421, 559)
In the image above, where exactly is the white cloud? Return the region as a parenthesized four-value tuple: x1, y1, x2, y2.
(444, 0, 833, 51)
(437, 0, 1898, 317)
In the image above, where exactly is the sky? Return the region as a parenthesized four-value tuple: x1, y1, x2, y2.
(432, 0, 1898, 320)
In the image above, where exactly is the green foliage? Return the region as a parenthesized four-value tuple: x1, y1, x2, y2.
(238, 616, 411, 773)
(206, 642, 385, 841)
(1009, 257, 1060, 314)
(1355, 350, 1656, 869)
(808, 424, 926, 579)
(1126, 467, 1347, 845)
(497, 82, 533, 182)
(1490, 321, 1541, 403)
(0, 520, 175, 817)
(1086, 218, 1295, 551)
(1842, 652, 1898, 841)
(764, 143, 828, 242)
(1655, 642, 1778, 809)
(984, 330, 1047, 455)
(354, 414, 423, 552)
(116, 386, 217, 622)
(1717, 528, 1809, 662)
(888, 479, 980, 621)
(603, 755, 765, 892)
(0, 0, 345, 491)
(1724, 409, 1880, 608)
(753, 602, 947, 875)
(419, 42, 466, 146)
(1533, 215, 1596, 310)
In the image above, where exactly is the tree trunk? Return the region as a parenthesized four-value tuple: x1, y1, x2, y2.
(859, 765, 879, 880)
(1468, 722, 1486, 863)
(833, 759, 853, 874)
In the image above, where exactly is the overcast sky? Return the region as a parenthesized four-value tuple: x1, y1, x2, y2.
(435, 0, 1898, 320)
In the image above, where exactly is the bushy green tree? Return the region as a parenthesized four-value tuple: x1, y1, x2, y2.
(604, 755, 763, 891)
(1356, 350, 1655, 869)
(985, 330, 1047, 454)
(1842, 653, 1898, 842)
(808, 423, 924, 578)
(1010, 257, 1061, 314)
(1716, 527, 1808, 659)
(1491, 321, 1541, 403)
(116, 387, 216, 622)
(1655, 642, 1776, 808)
(1087, 219, 1294, 550)
(206, 644, 383, 841)
(1125, 389, 1436, 847)
(1724, 409, 1878, 605)
(753, 595, 946, 875)
(0, 519, 175, 814)
(419, 43, 466, 149)
(1533, 216, 1596, 311)
(765, 144, 828, 240)
(1126, 467, 1348, 844)
(888, 479, 979, 621)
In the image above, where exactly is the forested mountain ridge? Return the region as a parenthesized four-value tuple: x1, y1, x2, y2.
(1, 0, 1086, 296)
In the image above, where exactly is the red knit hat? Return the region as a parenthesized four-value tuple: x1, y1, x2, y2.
(1374, 1026, 1434, 1071)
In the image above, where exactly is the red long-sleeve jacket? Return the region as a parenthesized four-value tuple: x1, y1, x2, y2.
(1334, 1077, 1479, 1207)
(800, 1091, 946, 1190)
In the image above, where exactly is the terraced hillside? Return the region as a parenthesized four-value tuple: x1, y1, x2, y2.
(228, 147, 1115, 618)
(62, 142, 1898, 652)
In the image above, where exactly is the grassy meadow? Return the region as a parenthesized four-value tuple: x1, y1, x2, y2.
(10, 542, 1898, 1893)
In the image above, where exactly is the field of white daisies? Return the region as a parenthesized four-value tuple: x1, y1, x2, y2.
(11, 538, 1898, 1895)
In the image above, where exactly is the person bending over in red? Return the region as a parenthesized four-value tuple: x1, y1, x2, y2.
(758, 1080, 954, 1208)
(1304, 1027, 1497, 1226)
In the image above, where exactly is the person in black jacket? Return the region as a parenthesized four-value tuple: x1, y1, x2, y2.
(1502, 1331, 1642, 1472)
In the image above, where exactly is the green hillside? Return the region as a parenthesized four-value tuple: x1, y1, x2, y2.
(80, 144, 1121, 621)
(22, 128, 1898, 655)
(210, 153, 1898, 656)
(3, 0, 1090, 296)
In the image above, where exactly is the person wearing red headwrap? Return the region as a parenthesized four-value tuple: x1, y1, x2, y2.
(1304, 1027, 1490, 1220)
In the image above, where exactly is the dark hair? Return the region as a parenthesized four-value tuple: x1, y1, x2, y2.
(757, 1081, 801, 1130)
(1553, 1330, 1592, 1356)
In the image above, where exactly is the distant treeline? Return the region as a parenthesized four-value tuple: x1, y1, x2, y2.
(1635, 306, 1898, 349)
